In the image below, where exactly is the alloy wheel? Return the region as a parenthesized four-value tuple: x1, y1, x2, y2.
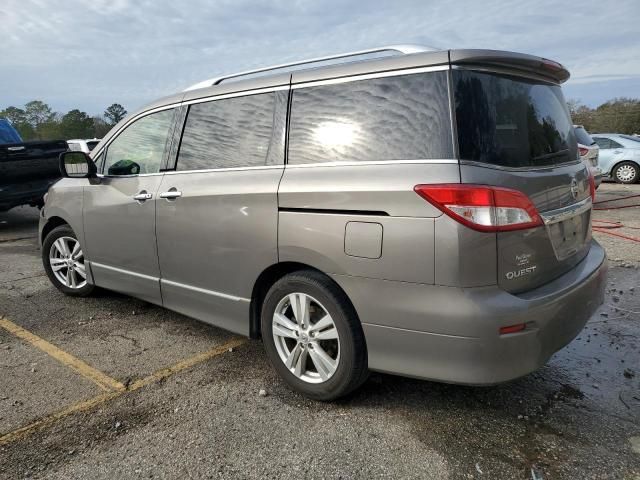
(272, 292, 340, 384)
(616, 164, 637, 183)
(49, 236, 87, 289)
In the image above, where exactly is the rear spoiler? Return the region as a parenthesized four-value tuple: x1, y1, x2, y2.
(449, 49, 570, 84)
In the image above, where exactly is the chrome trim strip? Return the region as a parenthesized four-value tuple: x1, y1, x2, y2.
(540, 197, 592, 225)
(97, 172, 165, 179)
(285, 159, 458, 168)
(91, 262, 159, 282)
(164, 165, 284, 175)
(291, 65, 449, 89)
(184, 85, 290, 106)
(161, 279, 250, 303)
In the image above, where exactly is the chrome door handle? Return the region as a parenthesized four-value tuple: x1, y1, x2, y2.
(159, 189, 182, 199)
(133, 191, 153, 201)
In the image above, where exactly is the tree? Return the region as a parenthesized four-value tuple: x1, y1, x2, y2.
(59, 109, 95, 139)
(92, 115, 113, 138)
(0, 106, 35, 140)
(104, 103, 127, 125)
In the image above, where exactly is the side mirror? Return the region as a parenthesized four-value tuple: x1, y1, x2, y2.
(59, 151, 97, 178)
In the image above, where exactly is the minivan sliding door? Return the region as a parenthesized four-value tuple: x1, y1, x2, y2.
(155, 89, 288, 335)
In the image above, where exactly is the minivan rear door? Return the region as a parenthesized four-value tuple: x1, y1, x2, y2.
(452, 68, 592, 293)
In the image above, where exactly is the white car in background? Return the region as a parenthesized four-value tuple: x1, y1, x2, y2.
(574, 125, 601, 188)
(67, 138, 101, 154)
(592, 133, 640, 184)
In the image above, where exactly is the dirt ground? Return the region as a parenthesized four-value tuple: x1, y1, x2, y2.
(0, 182, 638, 479)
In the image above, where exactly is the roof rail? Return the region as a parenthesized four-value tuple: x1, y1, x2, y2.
(184, 44, 436, 92)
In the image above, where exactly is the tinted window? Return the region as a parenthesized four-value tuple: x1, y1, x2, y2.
(68, 143, 83, 152)
(0, 119, 22, 144)
(574, 126, 595, 146)
(177, 92, 278, 171)
(288, 72, 453, 164)
(104, 109, 175, 175)
(593, 137, 611, 149)
(86, 140, 100, 151)
(454, 70, 577, 167)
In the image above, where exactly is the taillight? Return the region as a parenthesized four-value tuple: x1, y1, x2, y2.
(578, 146, 589, 157)
(588, 170, 596, 201)
(414, 184, 543, 232)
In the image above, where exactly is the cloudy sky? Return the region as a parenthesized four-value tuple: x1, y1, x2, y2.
(2, 0, 639, 116)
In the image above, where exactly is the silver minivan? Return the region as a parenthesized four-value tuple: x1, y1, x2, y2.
(42, 46, 607, 400)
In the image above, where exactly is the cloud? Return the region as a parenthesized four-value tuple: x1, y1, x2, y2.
(1, 0, 639, 113)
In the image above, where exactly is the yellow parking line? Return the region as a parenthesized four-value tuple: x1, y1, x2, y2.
(0, 336, 247, 446)
(0, 317, 125, 392)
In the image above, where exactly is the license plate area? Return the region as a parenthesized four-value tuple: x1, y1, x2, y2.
(546, 209, 590, 261)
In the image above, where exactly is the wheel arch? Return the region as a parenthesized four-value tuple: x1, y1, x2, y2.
(41, 216, 69, 244)
(611, 159, 640, 182)
(249, 262, 360, 340)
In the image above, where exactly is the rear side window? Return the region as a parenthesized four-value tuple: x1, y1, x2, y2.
(288, 71, 454, 165)
(453, 70, 577, 168)
(177, 92, 278, 171)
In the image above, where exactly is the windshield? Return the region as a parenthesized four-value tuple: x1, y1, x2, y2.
(0, 119, 23, 144)
(574, 126, 595, 146)
(453, 70, 577, 168)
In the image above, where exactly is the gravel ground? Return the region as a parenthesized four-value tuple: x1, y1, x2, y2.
(0, 184, 639, 479)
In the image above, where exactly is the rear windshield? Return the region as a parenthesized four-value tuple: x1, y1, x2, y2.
(574, 126, 595, 146)
(453, 70, 577, 168)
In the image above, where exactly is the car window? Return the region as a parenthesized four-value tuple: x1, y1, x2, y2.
(176, 92, 279, 171)
(68, 143, 83, 152)
(609, 139, 623, 149)
(593, 138, 611, 149)
(86, 140, 100, 151)
(574, 126, 595, 146)
(103, 109, 175, 176)
(288, 71, 453, 164)
(453, 70, 576, 167)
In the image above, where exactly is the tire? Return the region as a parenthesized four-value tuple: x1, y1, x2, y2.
(261, 270, 368, 401)
(612, 161, 639, 184)
(42, 225, 94, 297)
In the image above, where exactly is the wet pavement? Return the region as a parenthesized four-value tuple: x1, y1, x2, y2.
(0, 184, 639, 479)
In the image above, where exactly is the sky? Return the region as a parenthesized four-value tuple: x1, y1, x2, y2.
(1, 0, 639, 117)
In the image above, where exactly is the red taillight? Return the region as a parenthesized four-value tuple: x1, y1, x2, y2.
(578, 146, 589, 157)
(414, 184, 543, 233)
(499, 323, 526, 335)
(588, 170, 596, 201)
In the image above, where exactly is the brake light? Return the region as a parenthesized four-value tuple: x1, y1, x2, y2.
(414, 184, 543, 232)
(578, 146, 589, 157)
(588, 170, 596, 201)
(499, 323, 526, 335)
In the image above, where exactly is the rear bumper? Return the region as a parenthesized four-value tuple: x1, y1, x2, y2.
(332, 240, 607, 385)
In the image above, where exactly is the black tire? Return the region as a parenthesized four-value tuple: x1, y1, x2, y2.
(612, 161, 639, 184)
(261, 270, 368, 401)
(42, 224, 94, 297)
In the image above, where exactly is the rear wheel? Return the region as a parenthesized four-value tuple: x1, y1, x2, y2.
(42, 225, 94, 296)
(613, 161, 639, 184)
(261, 271, 368, 400)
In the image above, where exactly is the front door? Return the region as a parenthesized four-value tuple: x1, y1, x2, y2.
(155, 90, 287, 334)
(83, 108, 176, 304)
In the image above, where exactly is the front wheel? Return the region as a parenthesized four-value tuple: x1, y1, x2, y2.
(261, 271, 368, 401)
(613, 161, 639, 184)
(42, 225, 94, 296)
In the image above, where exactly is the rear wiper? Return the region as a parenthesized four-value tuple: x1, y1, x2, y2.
(531, 149, 569, 162)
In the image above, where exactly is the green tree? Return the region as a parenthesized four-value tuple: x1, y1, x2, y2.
(24, 101, 56, 139)
(104, 103, 127, 125)
(92, 115, 112, 138)
(59, 109, 95, 139)
(0, 106, 35, 140)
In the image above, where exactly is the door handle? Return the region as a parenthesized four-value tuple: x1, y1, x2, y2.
(133, 191, 153, 202)
(159, 188, 182, 200)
